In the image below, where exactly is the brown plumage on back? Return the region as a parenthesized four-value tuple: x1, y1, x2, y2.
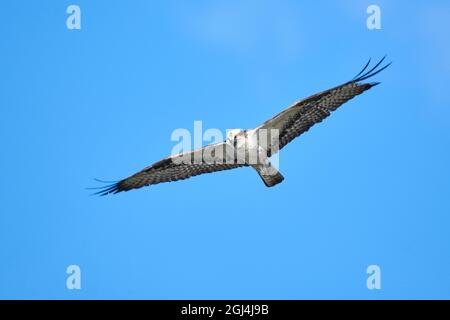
(95, 57, 390, 195)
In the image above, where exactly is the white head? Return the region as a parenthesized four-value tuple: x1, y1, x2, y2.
(226, 129, 243, 142)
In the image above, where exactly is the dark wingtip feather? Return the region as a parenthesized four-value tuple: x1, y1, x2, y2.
(95, 183, 121, 196)
(93, 178, 119, 184)
(358, 62, 392, 82)
(352, 58, 372, 80)
(88, 179, 122, 196)
(352, 56, 391, 83)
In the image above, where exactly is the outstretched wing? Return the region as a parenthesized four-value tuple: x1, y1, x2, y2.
(95, 142, 246, 195)
(256, 57, 391, 156)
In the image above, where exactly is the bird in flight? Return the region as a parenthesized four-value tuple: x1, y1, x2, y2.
(95, 57, 390, 195)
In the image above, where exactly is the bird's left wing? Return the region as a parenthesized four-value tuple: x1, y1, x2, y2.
(256, 57, 391, 155)
(95, 142, 246, 195)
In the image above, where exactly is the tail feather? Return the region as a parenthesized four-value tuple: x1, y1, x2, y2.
(253, 165, 284, 187)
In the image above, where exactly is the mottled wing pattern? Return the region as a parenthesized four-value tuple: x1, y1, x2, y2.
(257, 57, 391, 156)
(96, 142, 246, 195)
(95, 57, 390, 195)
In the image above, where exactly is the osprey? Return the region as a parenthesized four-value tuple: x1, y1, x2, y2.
(96, 57, 390, 195)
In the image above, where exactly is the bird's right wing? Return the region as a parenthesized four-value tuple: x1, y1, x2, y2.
(95, 142, 246, 195)
(256, 57, 391, 155)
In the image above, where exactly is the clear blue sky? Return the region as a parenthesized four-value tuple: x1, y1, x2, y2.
(1, 0, 449, 299)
